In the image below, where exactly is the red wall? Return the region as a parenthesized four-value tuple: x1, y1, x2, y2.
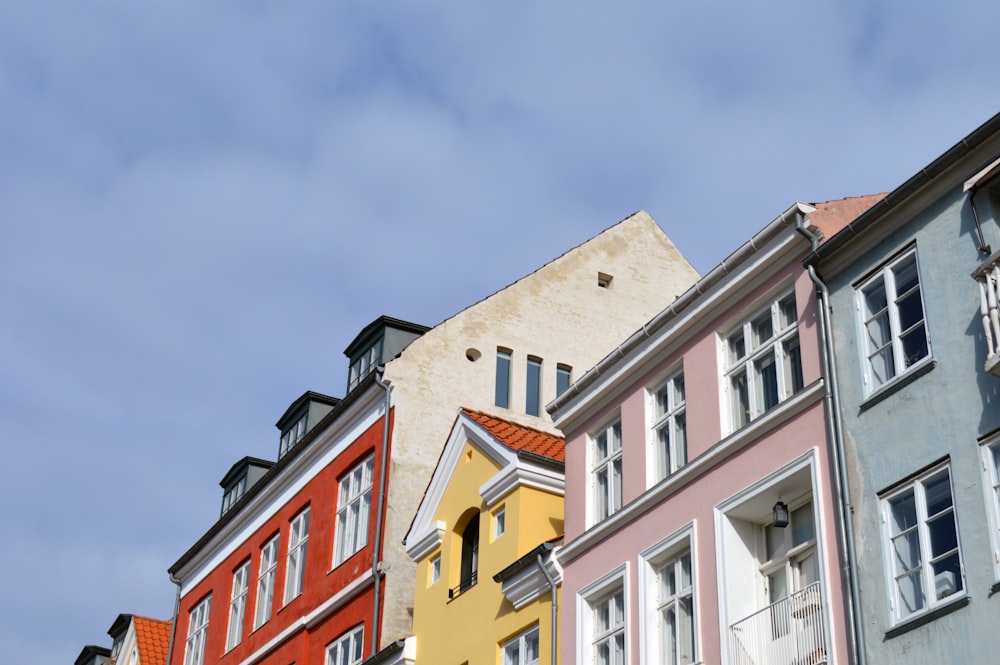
(170, 410, 393, 665)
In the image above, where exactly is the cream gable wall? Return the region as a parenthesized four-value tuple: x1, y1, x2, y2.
(378, 211, 698, 646)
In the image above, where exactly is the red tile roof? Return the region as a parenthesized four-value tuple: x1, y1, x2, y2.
(133, 616, 172, 665)
(808, 194, 887, 242)
(461, 409, 565, 462)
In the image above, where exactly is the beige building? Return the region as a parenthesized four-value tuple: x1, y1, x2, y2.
(376, 210, 699, 647)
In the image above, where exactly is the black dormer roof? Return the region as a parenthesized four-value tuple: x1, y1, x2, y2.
(220, 457, 275, 489)
(107, 613, 132, 641)
(275, 391, 341, 430)
(343, 315, 429, 357)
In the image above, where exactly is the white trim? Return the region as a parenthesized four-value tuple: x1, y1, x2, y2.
(559, 381, 824, 565)
(577, 563, 630, 665)
(980, 432, 1000, 581)
(480, 459, 565, 506)
(235, 569, 374, 665)
(552, 226, 806, 433)
(964, 155, 1000, 191)
(497, 548, 563, 610)
(176, 386, 385, 594)
(405, 521, 446, 561)
(637, 522, 697, 665)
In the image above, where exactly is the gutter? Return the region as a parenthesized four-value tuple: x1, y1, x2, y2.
(536, 553, 558, 665)
(165, 573, 181, 665)
(796, 218, 867, 665)
(371, 368, 393, 656)
(548, 201, 814, 419)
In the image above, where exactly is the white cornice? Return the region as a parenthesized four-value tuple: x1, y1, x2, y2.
(404, 520, 446, 561)
(497, 549, 563, 610)
(552, 227, 806, 434)
(557, 380, 825, 565)
(480, 460, 565, 506)
(175, 386, 385, 594)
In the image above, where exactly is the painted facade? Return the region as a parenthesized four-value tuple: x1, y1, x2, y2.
(166, 211, 700, 665)
(550, 201, 871, 665)
(405, 409, 565, 665)
(805, 111, 1000, 663)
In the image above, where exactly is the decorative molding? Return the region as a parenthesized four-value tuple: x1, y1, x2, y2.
(404, 521, 446, 561)
(480, 460, 565, 506)
(497, 550, 563, 610)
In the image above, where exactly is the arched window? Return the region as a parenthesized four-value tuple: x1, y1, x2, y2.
(460, 516, 479, 592)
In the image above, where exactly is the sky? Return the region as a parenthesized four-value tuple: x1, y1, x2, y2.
(2, 2, 999, 663)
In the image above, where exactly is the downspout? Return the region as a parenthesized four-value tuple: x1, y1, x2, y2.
(796, 218, 867, 665)
(165, 574, 181, 665)
(371, 368, 393, 658)
(536, 553, 558, 665)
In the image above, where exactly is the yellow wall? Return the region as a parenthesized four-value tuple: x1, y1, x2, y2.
(411, 438, 563, 665)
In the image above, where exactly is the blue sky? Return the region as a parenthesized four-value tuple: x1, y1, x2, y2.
(2, 2, 999, 663)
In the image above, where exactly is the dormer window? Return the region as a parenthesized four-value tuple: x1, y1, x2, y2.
(221, 476, 247, 515)
(348, 337, 383, 392)
(279, 414, 307, 458)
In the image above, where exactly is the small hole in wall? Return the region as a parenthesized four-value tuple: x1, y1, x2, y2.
(466, 348, 482, 362)
(597, 272, 613, 288)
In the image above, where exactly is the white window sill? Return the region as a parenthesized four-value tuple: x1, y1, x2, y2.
(884, 592, 969, 639)
(859, 358, 936, 411)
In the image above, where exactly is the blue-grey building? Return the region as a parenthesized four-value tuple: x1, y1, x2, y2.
(805, 112, 1000, 664)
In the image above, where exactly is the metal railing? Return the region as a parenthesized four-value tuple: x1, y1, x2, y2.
(974, 252, 1000, 376)
(447, 571, 478, 600)
(729, 582, 827, 665)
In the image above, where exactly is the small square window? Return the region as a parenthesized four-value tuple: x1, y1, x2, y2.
(429, 554, 441, 585)
(597, 272, 614, 288)
(493, 507, 506, 540)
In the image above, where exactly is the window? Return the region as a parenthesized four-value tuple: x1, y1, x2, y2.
(761, 502, 818, 609)
(279, 414, 307, 458)
(526, 357, 542, 416)
(254, 536, 279, 628)
(591, 418, 623, 522)
(183, 595, 211, 665)
(556, 364, 572, 396)
(651, 371, 686, 482)
(221, 475, 247, 515)
(881, 465, 964, 622)
(429, 554, 441, 585)
(335, 455, 374, 566)
(284, 508, 310, 603)
(502, 625, 540, 665)
(326, 625, 364, 665)
(348, 338, 383, 392)
(655, 551, 694, 665)
(725, 291, 802, 430)
(858, 250, 930, 392)
(226, 561, 250, 650)
(592, 587, 626, 665)
(496, 349, 512, 409)
(460, 516, 480, 592)
(493, 506, 506, 540)
(982, 438, 1000, 568)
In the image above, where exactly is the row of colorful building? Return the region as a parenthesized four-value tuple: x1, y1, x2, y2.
(77, 110, 1000, 665)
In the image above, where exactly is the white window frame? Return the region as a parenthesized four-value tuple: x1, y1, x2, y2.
(334, 455, 375, 566)
(279, 414, 308, 458)
(284, 507, 310, 603)
(880, 463, 965, 623)
(226, 561, 250, 651)
(493, 506, 506, 540)
(640, 527, 696, 665)
(578, 565, 629, 665)
(428, 554, 441, 586)
(326, 625, 364, 665)
(254, 535, 279, 629)
(590, 416, 623, 525)
(724, 290, 802, 432)
(183, 595, 211, 665)
(502, 624, 540, 665)
(648, 369, 686, 485)
(856, 248, 931, 394)
(981, 434, 1000, 578)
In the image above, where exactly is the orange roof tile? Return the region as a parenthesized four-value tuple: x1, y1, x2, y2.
(461, 409, 565, 462)
(133, 616, 172, 665)
(808, 194, 887, 242)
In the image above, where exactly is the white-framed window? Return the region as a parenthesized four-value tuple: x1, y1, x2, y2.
(526, 357, 542, 416)
(254, 535, 279, 628)
(326, 625, 364, 665)
(502, 625, 540, 665)
(428, 554, 441, 586)
(226, 561, 250, 651)
(650, 370, 686, 483)
(221, 475, 247, 516)
(591, 585, 626, 665)
(183, 595, 211, 665)
(335, 455, 375, 566)
(496, 348, 512, 409)
(981, 436, 1000, 572)
(725, 291, 803, 430)
(761, 502, 818, 608)
(881, 464, 964, 622)
(348, 339, 383, 392)
(857, 248, 930, 393)
(493, 506, 506, 540)
(284, 507, 310, 603)
(641, 530, 695, 665)
(591, 418, 623, 523)
(279, 414, 307, 458)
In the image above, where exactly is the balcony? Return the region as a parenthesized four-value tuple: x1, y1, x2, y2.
(974, 251, 1000, 377)
(729, 582, 827, 665)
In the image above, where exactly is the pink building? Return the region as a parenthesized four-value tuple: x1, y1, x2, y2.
(549, 198, 881, 665)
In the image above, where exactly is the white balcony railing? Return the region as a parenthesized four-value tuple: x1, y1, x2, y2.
(975, 252, 1000, 377)
(729, 582, 827, 665)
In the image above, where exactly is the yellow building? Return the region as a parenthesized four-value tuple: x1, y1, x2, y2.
(403, 409, 565, 665)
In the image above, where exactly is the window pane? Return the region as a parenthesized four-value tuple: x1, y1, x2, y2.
(900, 325, 928, 367)
(611, 458, 622, 513)
(892, 531, 921, 572)
(556, 365, 572, 396)
(896, 289, 925, 332)
(784, 336, 803, 395)
(870, 346, 895, 385)
(890, 492, 917, 534)
(495, 351, 511, 408)
(754, 351, 779, 413)
(729, 330, 746, 363)
(792, 503, 814, 546)
(674, 414, 687, 468)
(896, 570, 925, 614)
(778, 294, 797, 328)
(924, 472, 952, 515)
(863, 281, 888, 318)
(893, 256, 920, 294)
(526, 631, 539, 662)
(731, 373, 749, 428)
(927, 512, 958, 558)
(931, 553, 963, 598)
(865, 311, 892, 349)
(526, 358, 542, 417)
(752, 311, 773, 347)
